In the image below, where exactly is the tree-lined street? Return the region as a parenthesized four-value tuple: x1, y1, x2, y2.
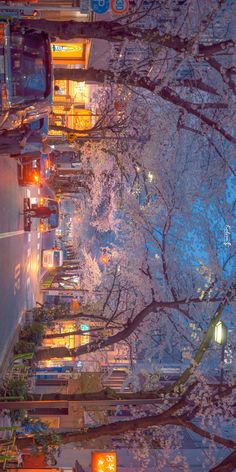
(0, 1, 235, 471)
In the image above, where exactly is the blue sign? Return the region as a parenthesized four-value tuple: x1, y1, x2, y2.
(91, 0, 110, 14)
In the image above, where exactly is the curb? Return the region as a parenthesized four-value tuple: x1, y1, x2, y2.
(0, 310, 28, 379)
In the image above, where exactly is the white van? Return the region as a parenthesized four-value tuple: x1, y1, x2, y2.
(42, 249, 63, 269)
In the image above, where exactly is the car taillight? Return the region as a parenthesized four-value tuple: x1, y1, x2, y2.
(0, 24, 4, 43)
(2, 83, 8, 109)
(40, 198, 44, 206)
(40, 222, 46, 232)
(34, 172, 39, 183)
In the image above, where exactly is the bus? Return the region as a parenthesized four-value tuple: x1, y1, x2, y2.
(0, 21, 52, 131)
(42, 248, 63, 269)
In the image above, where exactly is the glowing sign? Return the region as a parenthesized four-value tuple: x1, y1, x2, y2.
(81, 324, 89, 331)
(80, 323, 90, 345)
(92, 452, 116, 472)
(51, 42, 84, 59)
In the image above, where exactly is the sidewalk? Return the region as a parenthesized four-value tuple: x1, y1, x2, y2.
(0, 313, 24, 380)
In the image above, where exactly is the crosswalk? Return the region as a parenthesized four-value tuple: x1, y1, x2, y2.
(11, 188, 42, 305)
(13, 264, 21, 296)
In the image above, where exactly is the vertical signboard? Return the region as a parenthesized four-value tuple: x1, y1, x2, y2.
(92, 451, 117, 472)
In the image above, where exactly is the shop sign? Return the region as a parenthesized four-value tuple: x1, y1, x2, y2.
(92, 452, 116, 472)
(111, 0, 129, 14)
(0, 5, 40, 18)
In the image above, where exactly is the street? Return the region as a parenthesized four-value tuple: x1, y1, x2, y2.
(0, 154, 54, 369)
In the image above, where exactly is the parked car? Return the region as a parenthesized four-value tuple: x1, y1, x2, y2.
(18, 157, 40, 186)
(0, 21, 52, 131)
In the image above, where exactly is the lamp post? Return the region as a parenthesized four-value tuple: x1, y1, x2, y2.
(214, 320, 228, 384)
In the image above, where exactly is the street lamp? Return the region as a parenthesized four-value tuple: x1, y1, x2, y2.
(214, 320, 228, 384)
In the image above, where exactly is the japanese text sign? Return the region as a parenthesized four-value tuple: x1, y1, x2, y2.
(92, 451, 116, 472)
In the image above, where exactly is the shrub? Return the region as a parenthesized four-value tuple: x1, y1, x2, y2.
(5, 378, 27, 398)
(20, 322, 45, 344)
(14, 340, 34, 354)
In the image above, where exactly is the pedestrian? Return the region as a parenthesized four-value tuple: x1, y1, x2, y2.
(0, 126, 52, 160)
(0, 127, 28, 155)
(13, 129, 51, 161)
(25, 206, 57, 219)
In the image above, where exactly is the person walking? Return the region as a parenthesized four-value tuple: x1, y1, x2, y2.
(0, 127, 28, 155)
(24, 206, 57, 219)
(0, 127, 52, 159)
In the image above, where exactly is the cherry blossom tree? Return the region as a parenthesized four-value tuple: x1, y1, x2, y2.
(22, 0, 236, 141)
(15, 3, 236, 469)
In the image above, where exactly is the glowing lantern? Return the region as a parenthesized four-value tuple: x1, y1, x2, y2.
(214, 320, 227, 345)
(100, 255, 109, 265)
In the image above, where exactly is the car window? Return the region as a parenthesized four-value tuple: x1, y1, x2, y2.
(10, 30, 48, 102)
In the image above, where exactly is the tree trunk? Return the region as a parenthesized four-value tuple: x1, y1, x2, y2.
(19, 19, 234, 57)
(34, 289, 234, 362)
(24, 382, 234, 403)
(15, 410, 236, 450)
(54, 68, 235, 143)
(209, 449, 236, 472)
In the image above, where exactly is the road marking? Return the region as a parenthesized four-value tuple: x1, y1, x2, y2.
(13, 264, 21, 295)
(27, 248, 31, 257)
(37, 232, 40, 239)
(27, 277, 30, 286)
(28, 233, 31, 242)
(38, 188, 40, 195)
(0, 230, 25, 240)
(37, 242, 40, 250)
(27, 189, 31, 198)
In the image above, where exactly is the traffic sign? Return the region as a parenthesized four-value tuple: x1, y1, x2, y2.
(111, 0, 129, 14)
(91, 0, 110, 14)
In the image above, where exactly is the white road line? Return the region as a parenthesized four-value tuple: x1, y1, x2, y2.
(37, 243, 40, 250)
(0, 230, 25, 240)
(37, 254, 40, 261)
(28, 233, 31, 242)
(37, 232, 40, 239)
(38, 188, 40, 195)
(27, 277, 30, 286)
(26, 189, 31, 198)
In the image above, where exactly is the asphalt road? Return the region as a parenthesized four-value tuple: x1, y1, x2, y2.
(0, 154, 55, 370)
